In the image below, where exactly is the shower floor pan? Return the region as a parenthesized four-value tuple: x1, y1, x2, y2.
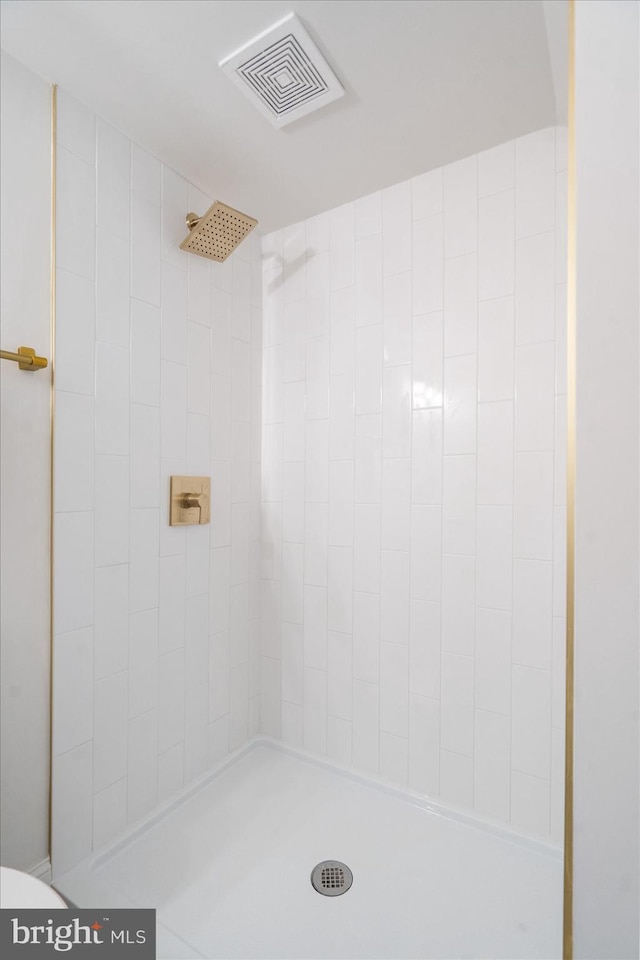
(54, 741, 562, 959)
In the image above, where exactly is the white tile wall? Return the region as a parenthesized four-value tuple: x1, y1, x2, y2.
(261, 126, 566, 841)
(52, 96, 564, 866)
(52, 92, 262, 874)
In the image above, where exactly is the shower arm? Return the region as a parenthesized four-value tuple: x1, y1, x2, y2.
(0, 346, 48, 371)
(185, 213, 203, 231)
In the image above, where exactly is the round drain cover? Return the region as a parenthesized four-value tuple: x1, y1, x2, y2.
(310, 860, 353, 897)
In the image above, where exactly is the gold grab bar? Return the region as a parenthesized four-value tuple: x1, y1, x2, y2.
(0, 346, 48, 371)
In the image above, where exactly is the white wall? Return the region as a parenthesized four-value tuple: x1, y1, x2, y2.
(574, 1, 640, 956)
(260, 127, 568, 841)
(50, 90, 262, 876)
(0, 51, 51, 872)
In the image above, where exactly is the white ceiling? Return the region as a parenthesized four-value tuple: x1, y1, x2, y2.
(0, 0, 566, 232)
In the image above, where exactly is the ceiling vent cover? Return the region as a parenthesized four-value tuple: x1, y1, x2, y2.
(219, 13, 344, 129)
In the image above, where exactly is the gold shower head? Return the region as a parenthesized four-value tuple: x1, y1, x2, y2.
(179, 201, 258, 262)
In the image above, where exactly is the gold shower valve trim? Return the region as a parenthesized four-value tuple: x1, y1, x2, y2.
(179, 200, 258, 262)
(0, 345, 48, 371)
(169, 476, 211, 526)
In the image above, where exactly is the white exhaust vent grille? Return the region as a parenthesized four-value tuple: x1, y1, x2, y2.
(219, 13, 344, 129)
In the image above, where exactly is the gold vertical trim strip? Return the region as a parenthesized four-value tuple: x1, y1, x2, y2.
(48, 83, 57, 860)
(563, 1, 576, 957)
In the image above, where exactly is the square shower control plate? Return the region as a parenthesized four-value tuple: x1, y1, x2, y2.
(169, 476, 211, 526)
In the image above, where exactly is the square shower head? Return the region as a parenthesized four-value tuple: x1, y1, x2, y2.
(179, 201, 258, 262)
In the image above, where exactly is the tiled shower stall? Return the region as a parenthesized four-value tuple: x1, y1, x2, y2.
(51, 86, 566, 875)
(258, 126, 567, 841)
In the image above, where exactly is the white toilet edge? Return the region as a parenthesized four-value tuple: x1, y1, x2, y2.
(0, 866, 67, 909)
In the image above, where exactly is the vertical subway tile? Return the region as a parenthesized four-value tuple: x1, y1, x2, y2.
(476, 505, 512, 610)
(303, 584, 328, 670)
(54, 512, 94, 635)
(161, 166, 188, 267)
(443, 354, 477, 455)
(327, 717, 352, 765)
(512, 665, 552, 779)
(52, 628, 93, 757)
(444, 156, 477, 258)
(95, 342, 129, 456)
(353, 680, 379, 775)
(355, 324, 383, 415)
(475, 607, 511, 715)
(328, 460, 355, 546)
(478, 140, 515, 198)
(515, 127, 556, 239)
(410, 504, 442, 603)
(328, 631, 353, 720)
(511, 772, 550, 837)
(51, 742, 93, 875)
(444, 254, 477, 357)
(409, 598, 441, 700)
(380, 550, 410, 645)
(354, 413, 382, 503)
(441, 554, 475, 656)
(162, 261, 188, 364)
(303, 667, 327, 755)
(382, 182, 411, 276)
(330, 287, 356, 375)
(128, 609, 159, 718)
(57, 145, 95, 281)
(512, 559, 553, 669)
(412, 311, 443, 409)
(412, 214, 443, 314)
(382, 364, 412, 457)
(478, 297, 514, 402)
(515, 341, 555, 451)
(131, 191, 161, 307)
(329, 372, 355, 460)
(441, 653, 474, 756)
(412, 167, 443, 219)
(93, 672, 128, 793)
(56, 268, 96, 395)
(127, 709, 158, 824)
(94, 564, 129, 680)
(383, 272, 412, 365)
(131, 299, 161, 407)
(442, 455, 476, 556)
(96, 119, 130, 241)
(479, 190, 514, 301)
(477, 401, 514, 505)
(379, 732, 409, 785)
(353, 591, 380, 683)
(474, 709, 511, 821)
(408, 694, 440, 796)
(132, 144, 161, 203)
(411, 407, 442, 504)
(440, 750, 473, 808)
(129, 509, 160, 613)
(353, 503, 381, 594)
(381, 458, 411, 551)
(515, 232, 555, 345)
(329, 203, 355, 290)
(513, 451, 554, 559)
(355, 191, 382, 238)
(356, 233, 383, 327)
(328, 546, 353, 634)
(96, 229, 130, 349)
(55, 392, 94, 512)
(380, 642, 409, 737)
